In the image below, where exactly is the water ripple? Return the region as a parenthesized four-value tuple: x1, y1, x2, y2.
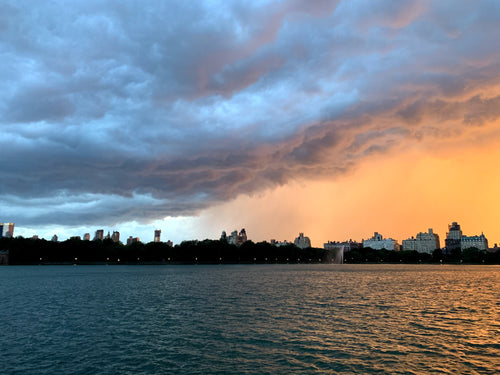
(0, 264, 498, 374)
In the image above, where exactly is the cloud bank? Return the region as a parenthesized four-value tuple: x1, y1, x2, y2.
(1, 0, 500, 226)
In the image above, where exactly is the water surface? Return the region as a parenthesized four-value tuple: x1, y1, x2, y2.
(1, 264, 498, 374)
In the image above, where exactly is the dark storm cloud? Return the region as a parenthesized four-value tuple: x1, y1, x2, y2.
(1, 0, 500, 226)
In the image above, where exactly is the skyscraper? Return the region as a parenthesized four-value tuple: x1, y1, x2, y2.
(94, 229, 104, 240)
(223, 228, 248, 246)
(445, 222, 462, 253)
(154, 229, 161, 243)
(0, 223, 15, 238)
(112, 231, 120, 243)
(127, 236, 140, 245)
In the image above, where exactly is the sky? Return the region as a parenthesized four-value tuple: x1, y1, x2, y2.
(2, 0, 500, 246)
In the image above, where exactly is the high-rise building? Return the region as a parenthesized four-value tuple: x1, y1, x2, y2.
(51, 235, 58, 242)
(0, 223, 15, 238)
(402, 229, 440, 254)
(294, 233, 312, 249)
(154, 229, 161, 243)
(83, 233, 90, 241)
(127, 236, 140, 245)
(363, 232, 400, 250)
(94, 229, 104, 241)
(111, 231, 120, 243)
(222, 228, 248, 247)
(237, 228, 247, 246)
(6, 223, 14, 238)
(445, 222, 462, 253)
(461, 233, 489, 251)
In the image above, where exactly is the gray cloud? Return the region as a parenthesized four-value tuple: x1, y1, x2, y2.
(1, 0, 500, 226)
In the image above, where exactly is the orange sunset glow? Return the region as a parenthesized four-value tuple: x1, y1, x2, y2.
(3, 2, 499, 375)
(197, 119, 500, 247)
(2, 0, 500, 247)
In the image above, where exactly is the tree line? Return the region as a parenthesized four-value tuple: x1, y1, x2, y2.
(0, 237, 498, 264)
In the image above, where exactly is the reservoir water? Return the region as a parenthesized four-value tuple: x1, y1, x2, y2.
(1, 264, 498, 374)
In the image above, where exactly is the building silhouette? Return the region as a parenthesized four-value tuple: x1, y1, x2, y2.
(294, 233, 311, 249)
(270, 239, 292, 247)
(127, 236, 140, 245)
(154, 230, 161, 243)
(112, 231, 120, 243)
(221, 229, 248, 246)
(0, 223, 15, 238)
(461, 233, 489, 250)
(363, 232, 400, 250)
(402, 229, 440, 254)
(94, 229, 104, 241)
(445, 222, 462, 253)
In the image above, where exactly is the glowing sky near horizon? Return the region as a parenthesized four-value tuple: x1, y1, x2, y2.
(2, 0, 500, 245)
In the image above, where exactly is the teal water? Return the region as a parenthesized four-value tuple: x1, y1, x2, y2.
(1, 264, 498, 374)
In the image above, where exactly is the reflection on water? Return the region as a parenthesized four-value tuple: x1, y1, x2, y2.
(1, 264, 498, 374)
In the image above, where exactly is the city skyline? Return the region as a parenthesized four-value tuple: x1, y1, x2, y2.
(2, 1, 500, 247)
(8, 220, 496, 252)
